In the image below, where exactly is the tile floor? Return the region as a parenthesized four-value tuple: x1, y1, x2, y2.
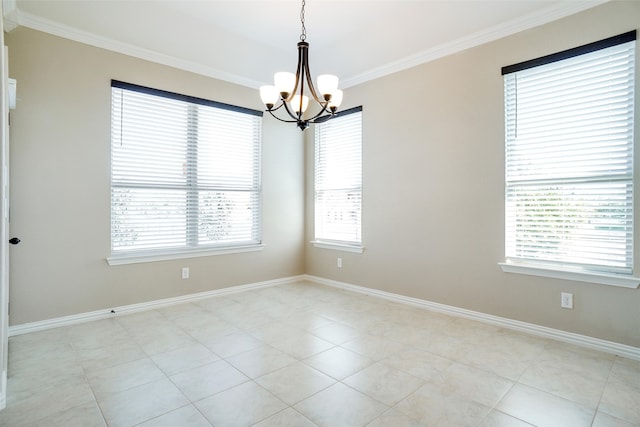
(1, 281, 639, 426)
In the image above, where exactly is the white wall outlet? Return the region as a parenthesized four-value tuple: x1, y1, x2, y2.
(337, 257, 343, 268)
(561, 292, 573, 309)
(181, 267, 189, 279)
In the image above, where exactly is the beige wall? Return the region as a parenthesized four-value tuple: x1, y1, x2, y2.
(306, 1, 640, 348)
(6, 28, 305, 325)
(5, 1, 640, 349)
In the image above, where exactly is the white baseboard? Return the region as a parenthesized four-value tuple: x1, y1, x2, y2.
(8, 275, 305, 337)
(8, 274, 639, 361)
(303, 275, 640, 361)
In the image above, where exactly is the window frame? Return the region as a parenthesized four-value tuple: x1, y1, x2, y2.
(312, 106, 364, 253)
(499, 31, 640, 289)
(107, 80, 263, 265)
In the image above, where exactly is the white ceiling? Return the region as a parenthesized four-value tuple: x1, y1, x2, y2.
(5, 0, 607, 89)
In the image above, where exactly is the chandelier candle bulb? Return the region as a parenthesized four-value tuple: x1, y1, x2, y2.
(274, 72, 296, 98)
(328, 90, 343, 111)
(317, 74, 339, 99)
(259, 86, 279, 109)
(292, 95, 309, 113)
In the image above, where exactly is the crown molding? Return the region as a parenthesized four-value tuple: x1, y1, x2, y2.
(342, 0, 609, 88)
(2, 0, 18, 32)
(15, 10, 265, 89)
(13, 1, 608, 90)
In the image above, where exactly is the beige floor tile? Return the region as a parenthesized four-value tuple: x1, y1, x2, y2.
(186, 320, 240, 344)
(156, 302, 210, 321)
(341, 335, 408, 361)
(227, 308, 279, 329)
(97, 378, 189, 427)
(204, 330, 264, 358)
(7, 361, 87, 405)
(591, 411, 639, 427)
(270, 332, 335, 359)
(168, 308, 223, 332)
(445, 318, 502, 343)
(256, 362, 335, 405)
(5, 282, 634, 427)
(416, 332, 469, 362)
(75, 338, 147, 372)
(496, 383, 595, 427)
(599, 376, 640, 424)
(460, 331, 545, 380)
(9, 340, 77, 374)
(116, 310, 169, 332)
(195, 381, 288, 427)
(608, 356, 640, 390)
(193, 295, 241, 313)
(310, 321, 361, 344)
(67, 318, 130, 351)
(538, 342, 616, 376)
(395, 382, 492, 427)
(226, 345, 297, 378)
(86, 357, 165, 398)
(169, 359, 249, 401)
(246, 320, 305, 343)
(294, 382, 388, 427)
(519, 355, 608, 408)
(478, 410, 534, 426)
(131, 326, 197, 355)
(252, 408, 318, 427)
(8, 328, 70, 363)
(137, 404, 212, 427)
(29, 401, 107, 427)
(381, 347, 452, 381)
(276, 311, 334, 332)
(343, 361, 425, 406)
(365, 407, 427, 427)
(303, 346, 373, 380)
(432, 362, 513, 408)
(0, 380, 96, 425)
(151, 342, 220, 376)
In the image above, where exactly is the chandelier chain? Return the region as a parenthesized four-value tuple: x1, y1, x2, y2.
(300, 0, 307, 41)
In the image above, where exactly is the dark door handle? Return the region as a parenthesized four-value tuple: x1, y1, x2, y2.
(9, 237, 20, 245)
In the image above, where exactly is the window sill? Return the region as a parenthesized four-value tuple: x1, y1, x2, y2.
(498, 261, 640, 289)
(311, 241, 364, 254)
(107, 244, 265, 266)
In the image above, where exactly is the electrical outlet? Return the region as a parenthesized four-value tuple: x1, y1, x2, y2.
(337, 257, 343, 268)
(182, 267, 189, 279)
(561, 292, 573, 309)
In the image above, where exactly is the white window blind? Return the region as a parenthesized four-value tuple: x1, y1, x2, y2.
(110, 81, 262, 259)
(315, 107, 363, 246)
(503, 31, 635, 274)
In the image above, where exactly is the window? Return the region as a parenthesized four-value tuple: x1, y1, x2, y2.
(314, 107, 363, 251)
(501, 31, 636, 284)
(109, 81, 262, 263)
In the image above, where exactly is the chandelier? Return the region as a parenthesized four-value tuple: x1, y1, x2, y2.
(259, 0, 343, 131)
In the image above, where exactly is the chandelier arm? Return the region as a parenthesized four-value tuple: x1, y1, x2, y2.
(306, 103, 332, 123)
(301, 43, 324, 104)
(281, 97, 304, 121)
(266, 108, 299, 124)
(268, 101, 286, 112)
(285, 42, 306, 103)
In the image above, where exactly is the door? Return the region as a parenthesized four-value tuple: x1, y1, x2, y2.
(0, 42, 9, 410)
